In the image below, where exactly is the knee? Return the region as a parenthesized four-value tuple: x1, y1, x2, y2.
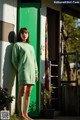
(24, 89, 31, 97)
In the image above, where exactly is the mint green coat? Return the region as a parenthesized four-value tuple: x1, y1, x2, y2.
(12, 42, 38, 85)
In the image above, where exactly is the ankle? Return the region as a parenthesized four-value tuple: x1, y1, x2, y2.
(23, 113, 28, 116)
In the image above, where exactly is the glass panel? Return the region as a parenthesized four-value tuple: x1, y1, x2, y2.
(61, 52, 79, 86)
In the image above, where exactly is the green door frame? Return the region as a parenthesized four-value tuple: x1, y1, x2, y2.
(16, 0, 41, 117)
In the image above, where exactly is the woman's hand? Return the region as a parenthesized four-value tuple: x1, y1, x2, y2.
(35, 76, 38, 82)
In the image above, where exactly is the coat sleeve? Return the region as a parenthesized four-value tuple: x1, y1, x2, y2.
(33, 48, 38, 77)
(11, 43, 19, 70)
(34, 58, 38, 77)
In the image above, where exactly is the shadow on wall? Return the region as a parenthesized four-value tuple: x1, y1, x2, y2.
(3, 31, 16, 94)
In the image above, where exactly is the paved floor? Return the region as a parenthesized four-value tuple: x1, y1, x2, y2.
(54, 116, 80, 120)
(35, 116, 80, 120)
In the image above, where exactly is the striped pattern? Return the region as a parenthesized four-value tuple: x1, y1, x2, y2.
(45, 18, 50, 91)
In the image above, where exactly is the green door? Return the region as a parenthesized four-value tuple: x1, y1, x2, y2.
(17, 1, 41, 117)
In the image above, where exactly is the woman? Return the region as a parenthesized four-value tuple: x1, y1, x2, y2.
(12, 28, 38, 120)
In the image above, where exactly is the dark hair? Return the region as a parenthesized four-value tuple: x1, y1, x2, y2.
(17, 27, 30, 43)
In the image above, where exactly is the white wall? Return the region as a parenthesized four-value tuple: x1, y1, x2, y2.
(0, 0, 17, 115)
(0, 0, 16, 25)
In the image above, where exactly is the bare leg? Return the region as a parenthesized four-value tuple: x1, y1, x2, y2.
(23, 85, 33, 120)
(17, 85, 25, 120)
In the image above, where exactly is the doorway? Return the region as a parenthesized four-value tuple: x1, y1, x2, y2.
(47, 7, 60, 111)
(17, 1, 41, 117)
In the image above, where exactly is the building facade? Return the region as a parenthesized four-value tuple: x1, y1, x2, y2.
(0, 0, 80, 117)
